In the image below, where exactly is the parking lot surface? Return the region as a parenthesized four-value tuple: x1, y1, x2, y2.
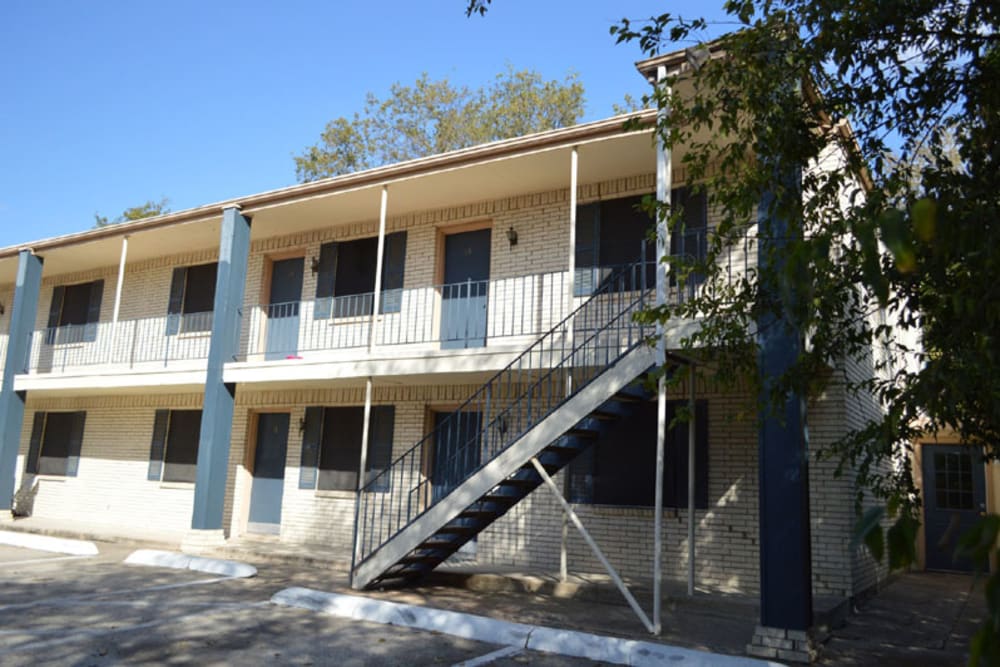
(0, 543, 602, 666)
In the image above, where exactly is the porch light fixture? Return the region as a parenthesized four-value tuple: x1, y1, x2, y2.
(0, 302, 5, 316)
(506, 226, 518, 248)
(310, 256, 321, 274)
(299, 417, 307, 433)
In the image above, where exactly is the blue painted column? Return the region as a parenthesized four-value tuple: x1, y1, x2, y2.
(0, 250, 43, 512)
(757, 170, 813, 631)
(191, 207, 251, 531)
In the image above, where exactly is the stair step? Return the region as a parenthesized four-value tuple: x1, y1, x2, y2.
(589, 410, 618, 420)
(459, 510, 500, 519)
(501, 475, 539, 488)
(437, 524, 479, 534)
(400, 553, 445, 564)
(421, 538, 461, 549)
(566, 427, 599, 438)
(483, 488, 522, 501)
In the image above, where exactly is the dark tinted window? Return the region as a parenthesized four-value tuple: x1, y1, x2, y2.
(59, 283, 92, 326)
(38, 412, 74, 476)
(183, 263, 218, 315)
(163, 410, 202, 483)
(318, 407, 365, 491)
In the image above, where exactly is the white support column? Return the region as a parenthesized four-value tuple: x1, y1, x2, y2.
(369, 186, 389, 351)
(560, 509, 569, 583)
(567, 146, 578, 328)
(654, 376, 666, 634)
(559, 146, 580, 578)
(112, 235, 129, 325)
(687, 367, 697, 597)
(652, 63, 673, 637)
(355, 376, 374, 558)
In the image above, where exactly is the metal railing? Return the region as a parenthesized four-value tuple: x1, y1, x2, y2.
(15, 225, 751, 375)
(352, 260, 657, 569)
(24, 311, 216, 374)
(242, 270, 571, 359)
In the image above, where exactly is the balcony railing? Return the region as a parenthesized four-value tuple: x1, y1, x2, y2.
(242, 270, 573, 360)
(24, 311, 215, 374)
(13, 226, 752, 376)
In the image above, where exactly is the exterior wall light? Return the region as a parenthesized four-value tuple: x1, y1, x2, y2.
(506, 226, 518, 248)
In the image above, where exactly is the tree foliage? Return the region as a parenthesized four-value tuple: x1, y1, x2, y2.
(606, 2, 997, 662)
(468, 0, 999, 660)
(94, 198, 170, 228)
(294, 66, 585, 182)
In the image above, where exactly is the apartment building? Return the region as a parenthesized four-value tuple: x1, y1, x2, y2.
(0, 47, 912, 660)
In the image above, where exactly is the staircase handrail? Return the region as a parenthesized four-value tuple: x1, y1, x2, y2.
(352, 260, 655, 567)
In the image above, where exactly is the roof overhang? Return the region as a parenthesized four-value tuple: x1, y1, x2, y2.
(0, 111, 658, 283)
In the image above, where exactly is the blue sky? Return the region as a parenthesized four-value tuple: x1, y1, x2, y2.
(0, 1, 723, 248)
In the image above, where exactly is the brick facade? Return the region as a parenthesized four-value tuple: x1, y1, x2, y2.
(0, 165, 885, 602)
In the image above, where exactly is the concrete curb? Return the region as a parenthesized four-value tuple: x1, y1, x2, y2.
(271, 587, 783, 667)
(0, 529, 99, 556)
(124, 549, 257, 578)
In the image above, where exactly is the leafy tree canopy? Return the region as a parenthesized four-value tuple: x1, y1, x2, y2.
(473, 0, 998, 659)
(94, 198, 170, 228)
(615, 2, 997, 661)
(294, 66, 585, 182)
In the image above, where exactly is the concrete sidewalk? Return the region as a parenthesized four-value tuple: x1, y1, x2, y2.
(0, 517, 987, 665)
(818, 571, 985, 666)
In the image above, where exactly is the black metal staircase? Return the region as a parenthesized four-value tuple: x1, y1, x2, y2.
(350, 262, 656, 590)
(368, 383, 652, 587)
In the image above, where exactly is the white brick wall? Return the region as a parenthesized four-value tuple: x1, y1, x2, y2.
(14, 393, 204, 534)
(0, 167, 877, 600)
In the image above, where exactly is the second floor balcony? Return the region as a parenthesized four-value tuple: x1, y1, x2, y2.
(14, 224, 750, 388)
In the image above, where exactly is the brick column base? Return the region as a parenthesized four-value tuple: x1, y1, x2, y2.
(747, 625, 821, 663)
(181, 528, 227, 553)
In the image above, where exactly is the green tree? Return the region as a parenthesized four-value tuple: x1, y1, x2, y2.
(608, 5, 998, 663)
(294, 66, 585, 182)
(469, 0, 999, 660)
(94, 198, 170, 227)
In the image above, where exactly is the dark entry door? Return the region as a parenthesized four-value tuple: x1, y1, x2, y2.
(265, 258, 304, 360)
(248, 413, 290, 533)
(923, 444, 987, 572)
(431, 411, 483, 503)
(441, 229, 491, 349)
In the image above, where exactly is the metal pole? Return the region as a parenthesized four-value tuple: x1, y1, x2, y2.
(567, 146, 578, 329)
(110, 235, 129, 362)
(654, 375, 667, 633)
(369, 186, 388, 351)
(529, 457, 656, 634)
(560, 510, 569, 582)
(688, 367, 696, 597)
(354, 377, 374, 560)
(112, 235, 129, 325)
(562, 146, 580, 572)
(652, 63, 673, 636)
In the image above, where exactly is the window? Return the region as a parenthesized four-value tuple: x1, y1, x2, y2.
(314, 232, 407, 318)
(566, 400, 708, 508)
(147, 410, 202, 483)
(166, 263, 218, 334)
(298, 405, 395, 492)
(575, 188, 707, 296)
(933, 451, 975, 510)
(25, 411, 87, 477)
(45, 280, 104, 344)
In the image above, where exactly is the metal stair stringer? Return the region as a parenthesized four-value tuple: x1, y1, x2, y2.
(351, 344, 655, 590)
